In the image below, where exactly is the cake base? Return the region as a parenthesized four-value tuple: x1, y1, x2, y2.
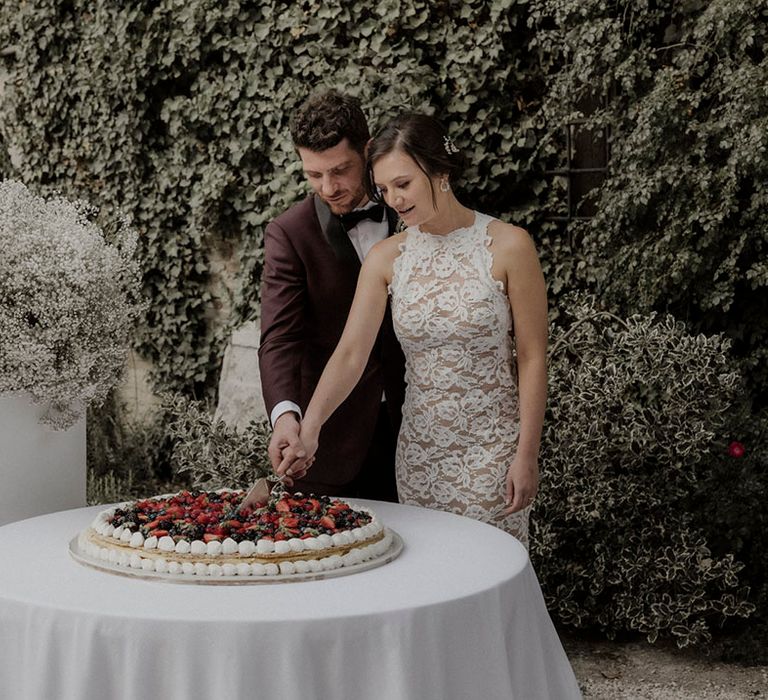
(69, 529, 404, 585)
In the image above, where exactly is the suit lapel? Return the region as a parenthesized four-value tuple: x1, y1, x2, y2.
(314, 195, 361, 268)
(314, 195, 402, 262)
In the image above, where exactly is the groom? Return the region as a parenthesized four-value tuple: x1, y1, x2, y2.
(257, 90, 405, 501)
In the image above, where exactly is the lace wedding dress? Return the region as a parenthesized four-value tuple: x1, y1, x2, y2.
(389, 212, 532, 548)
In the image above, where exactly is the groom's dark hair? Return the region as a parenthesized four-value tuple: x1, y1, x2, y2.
(290, 90, 370, 155)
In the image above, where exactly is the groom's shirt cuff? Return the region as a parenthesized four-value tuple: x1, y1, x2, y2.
(270, 400, 302, 428)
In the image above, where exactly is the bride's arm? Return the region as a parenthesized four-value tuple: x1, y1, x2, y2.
(277, 238, 395, 476)
(493, 222, 548, 513)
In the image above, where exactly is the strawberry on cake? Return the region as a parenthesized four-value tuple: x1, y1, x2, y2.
(75, 489, 395, 580)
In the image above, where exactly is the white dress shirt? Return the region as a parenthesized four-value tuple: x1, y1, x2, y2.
(270, 204, 389, 427)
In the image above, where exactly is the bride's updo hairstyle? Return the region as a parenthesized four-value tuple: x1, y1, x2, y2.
(366, 113, 466, 208)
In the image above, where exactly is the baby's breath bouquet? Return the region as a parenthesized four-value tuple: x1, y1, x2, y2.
(0, 180, 144, 428)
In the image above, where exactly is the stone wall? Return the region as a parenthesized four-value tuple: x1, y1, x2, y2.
(0, 47, 21, 171)
(213, 319, 268, 428)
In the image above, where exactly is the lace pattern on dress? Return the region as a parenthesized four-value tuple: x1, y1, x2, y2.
(389, 212, 531, 548)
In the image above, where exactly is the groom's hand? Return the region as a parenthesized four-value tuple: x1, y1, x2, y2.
(269, 412, 307, 479)
(277, 420, 319, 482)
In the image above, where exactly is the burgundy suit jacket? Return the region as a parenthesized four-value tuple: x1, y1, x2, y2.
(258, 194, 406, 489)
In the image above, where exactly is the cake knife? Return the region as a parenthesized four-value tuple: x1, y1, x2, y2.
(238, 475, 288, 512)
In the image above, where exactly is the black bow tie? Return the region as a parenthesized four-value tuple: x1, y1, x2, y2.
(340, 204, 385, 229)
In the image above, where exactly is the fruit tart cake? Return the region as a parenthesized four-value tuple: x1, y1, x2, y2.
(76, 489, 393, 579)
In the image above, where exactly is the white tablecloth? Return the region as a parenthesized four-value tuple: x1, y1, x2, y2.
(0, 500, 581, 700)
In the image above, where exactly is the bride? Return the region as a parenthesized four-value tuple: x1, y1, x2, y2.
(280, 112, 547, 549)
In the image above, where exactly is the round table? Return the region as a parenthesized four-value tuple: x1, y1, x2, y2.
(0, 500, 581, 700)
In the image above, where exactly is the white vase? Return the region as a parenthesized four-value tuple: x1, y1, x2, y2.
(0, 392, 86, 527)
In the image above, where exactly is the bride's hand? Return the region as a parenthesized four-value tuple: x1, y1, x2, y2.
(504, 453, 539, 514)
(277, 421, 320, 480)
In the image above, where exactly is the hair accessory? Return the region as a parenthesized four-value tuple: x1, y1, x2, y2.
(443, 135, 459, 155)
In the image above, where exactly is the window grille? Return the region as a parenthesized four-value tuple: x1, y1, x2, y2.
(544, 96, 610, 222)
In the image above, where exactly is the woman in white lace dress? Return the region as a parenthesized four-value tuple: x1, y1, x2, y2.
(293, 113, 547, 549)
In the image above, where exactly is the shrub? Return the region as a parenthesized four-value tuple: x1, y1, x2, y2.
(87, 387, 173, 481)
(86, 469, 138, 507)
(533, 298, 754, 647)
(691, 410, 768, 663)
(88, 391, 273, 499)
(163, 394, 272, 491)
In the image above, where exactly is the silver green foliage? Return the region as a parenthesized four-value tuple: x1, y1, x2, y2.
(534, 298, 754, 647)
(164, 393, 272, 491)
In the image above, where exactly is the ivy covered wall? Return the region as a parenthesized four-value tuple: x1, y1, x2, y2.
(529, 0, 768, 403)
(2, 1, 765, 406)
(0, 0, 550, 398)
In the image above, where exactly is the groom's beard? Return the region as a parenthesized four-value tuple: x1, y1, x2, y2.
(322, 187, 367, 216)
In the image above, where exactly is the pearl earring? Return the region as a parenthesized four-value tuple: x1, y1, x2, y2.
(440, 179, 450, 193)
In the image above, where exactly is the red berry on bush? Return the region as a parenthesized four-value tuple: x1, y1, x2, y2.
(728, 441, 745, 458)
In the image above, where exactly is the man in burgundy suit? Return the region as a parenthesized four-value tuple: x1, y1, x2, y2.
(257, 90, 405, 501)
